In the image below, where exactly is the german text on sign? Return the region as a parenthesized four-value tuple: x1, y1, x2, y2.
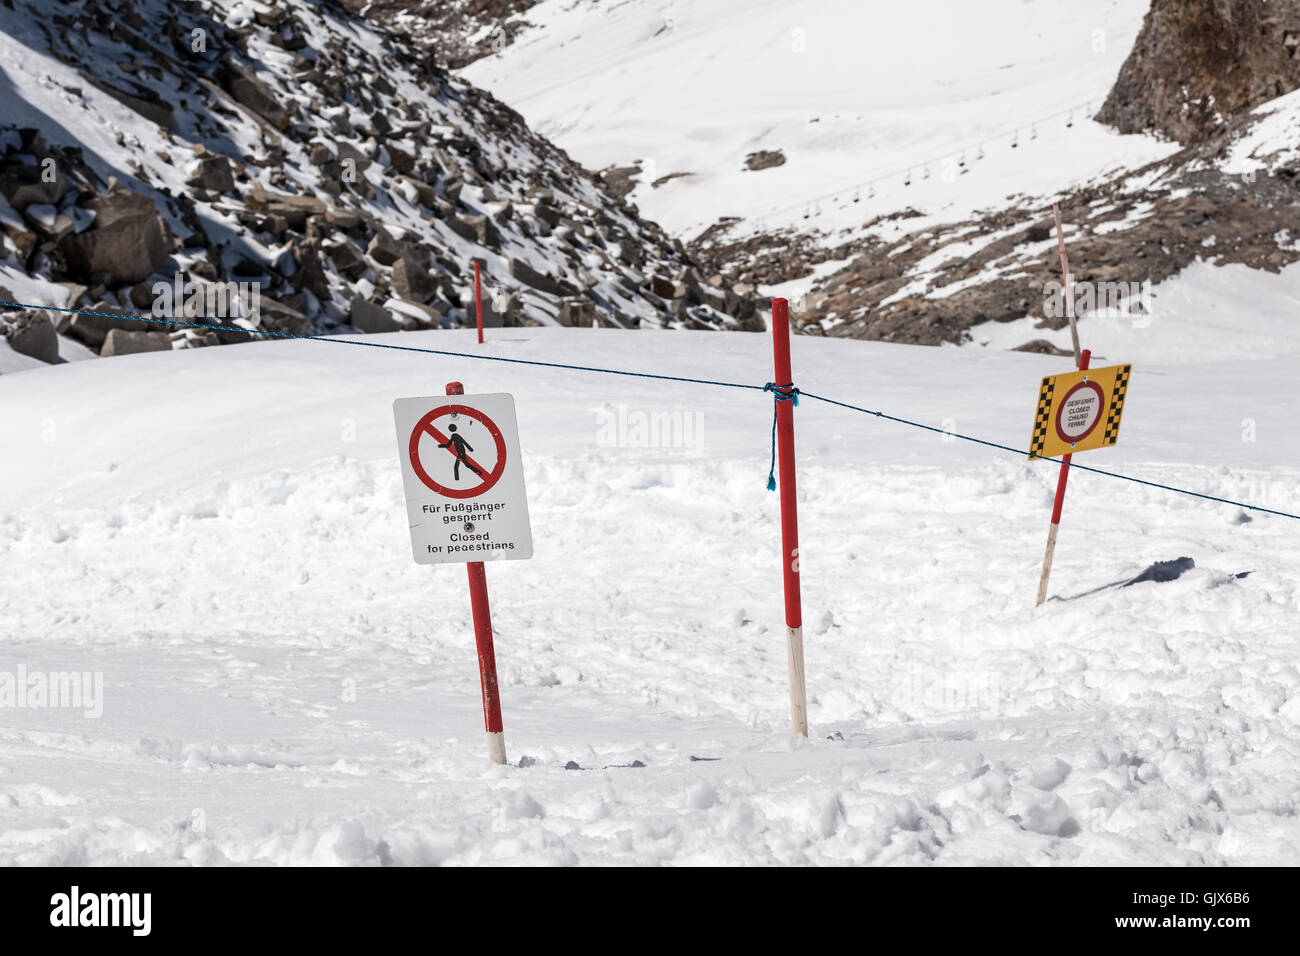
(394, 393, 533, 564)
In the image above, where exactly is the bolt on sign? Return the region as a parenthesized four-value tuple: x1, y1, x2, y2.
(1028, 363, 1132, 460)
(393, 393, 533, 563)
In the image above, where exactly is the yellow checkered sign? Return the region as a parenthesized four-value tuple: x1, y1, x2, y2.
(1029, 363, 1131, 460)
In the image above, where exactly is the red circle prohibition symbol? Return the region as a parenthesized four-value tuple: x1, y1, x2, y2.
(1054, 380, 1106, 444)
(408, 404, 507, 499)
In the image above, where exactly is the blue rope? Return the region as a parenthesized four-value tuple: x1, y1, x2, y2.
(1, 298, 1295, 520)
(0, 301, 764, 394)
(797, 390, 1300, 521)
(763, 382, 799, 491)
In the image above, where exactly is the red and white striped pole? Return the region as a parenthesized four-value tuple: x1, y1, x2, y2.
(473, 262, 485, 345)
(1036, 349, 1090, 606)
(446, 380, 506, 762)
(770, 298, 808, 737)
(1037, 204, 1088, 606)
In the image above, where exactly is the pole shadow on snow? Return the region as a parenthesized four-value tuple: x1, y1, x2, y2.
(1054, 557, 1253, 602)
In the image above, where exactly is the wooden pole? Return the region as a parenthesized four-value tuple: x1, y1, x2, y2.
(1052, 202, 1081, 368)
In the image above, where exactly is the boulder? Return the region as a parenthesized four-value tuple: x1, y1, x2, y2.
(290, 238, 330, 299)
(325, 207, 365, 230)
(649, 273, 675, 299)
(744, 149, 786, 171)
(23, 204, 77, 242)
(366, 227, 406, 266)
(325, 236, 368, 279)
(0, 162, 73, 211)
(397, 175, 436, 207)
(218, 62, 292, 130)
(477, 292, 517, 328)
(188, 155, 235, 194)
(556, 298, 597, 328)
(86, 78, 173, 129)
(5, 311, 59, 364)
(56, 283, 89, 308)
(257, 298, 311, 336)
(337, 141, 372, 180)
(100, 328, 171, 356)
(446, 213, 500, 248)
(391, 255, 435, 301)
(392, 300, 445, 328)
(387, 144, 415, 174)
(509, 256, 579, 297)
(349, 295, 402, 333)
(248, 187, 327, 230)
(0, 214, 37, 263)
(57, 182, 171, 285)
(66, 303, 155, 347)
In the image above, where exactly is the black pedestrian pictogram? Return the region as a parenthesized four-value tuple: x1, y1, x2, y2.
(408, 403, 508, 499)
(439, 424, 485, 482)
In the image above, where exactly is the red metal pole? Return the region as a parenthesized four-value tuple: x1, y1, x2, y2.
(770, 298, 807, 737)
(1036, 348, 1090, 606)
(446, 380, 505, 762)
(1051, 347, 1091, 520)
(474, 262, 484, 345)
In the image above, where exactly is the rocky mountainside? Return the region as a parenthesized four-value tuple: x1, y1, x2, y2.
(339, 0, 543, 69)
(690, 0, 1300, 348)
(689, 87, 1300, 348)
(1097, 0, 1300, 144)
(0, 0, 763, 368)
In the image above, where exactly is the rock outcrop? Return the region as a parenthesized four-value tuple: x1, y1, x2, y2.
(1097, 0, 1300, 144)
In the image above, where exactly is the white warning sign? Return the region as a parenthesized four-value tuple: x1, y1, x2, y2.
(393, 393, 533, 564)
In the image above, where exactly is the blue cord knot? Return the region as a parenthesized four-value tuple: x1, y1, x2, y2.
(763, 382, 800, 490)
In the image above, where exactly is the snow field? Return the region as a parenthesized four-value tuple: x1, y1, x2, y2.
(1, 326, 1298, 864)
(463, 0, 1174, 238)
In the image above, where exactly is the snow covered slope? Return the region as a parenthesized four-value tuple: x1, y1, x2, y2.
(0, 0, 762, 351)
(461, 0, 1173, 239)
(1, 324, 1298, 865)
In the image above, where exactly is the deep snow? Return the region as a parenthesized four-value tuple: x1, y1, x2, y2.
(1, 308, 1298, 864)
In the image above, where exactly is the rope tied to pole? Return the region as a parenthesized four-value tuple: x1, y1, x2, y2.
(763, 382, 800, 490)
(0, 298, 1292, 521)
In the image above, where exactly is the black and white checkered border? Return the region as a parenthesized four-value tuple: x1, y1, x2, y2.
(1029, 376, 1056, 459)
(1103, 364, 1131, 446)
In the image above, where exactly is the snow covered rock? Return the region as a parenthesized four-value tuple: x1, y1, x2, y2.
(57, 182, 171, 286)
(3, 310, 59, 364)
(100, 328, 171, 356)
(348, 294, 400, 333)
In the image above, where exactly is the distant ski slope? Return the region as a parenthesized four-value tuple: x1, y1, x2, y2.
(462, 0, 1173, 238)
